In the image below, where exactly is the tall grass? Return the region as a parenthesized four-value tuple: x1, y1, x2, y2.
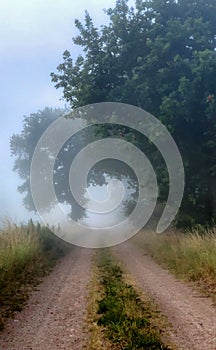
(133, 228, 216, 295)
(0, 219, 69, 329)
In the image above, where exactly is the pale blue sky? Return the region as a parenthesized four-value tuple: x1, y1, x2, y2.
(0, 0, 134, 223)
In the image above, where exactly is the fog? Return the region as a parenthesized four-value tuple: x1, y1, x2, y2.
(0, 0, 134, 224)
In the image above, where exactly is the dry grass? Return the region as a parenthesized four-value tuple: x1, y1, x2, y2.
(0, 218, 69, 329)
(133, 228, 216, 297)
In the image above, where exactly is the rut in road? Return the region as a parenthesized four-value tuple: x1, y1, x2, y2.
(113, 242, 216, 350)
(1, 242, 216, 350)
(0, 247, 92, 350)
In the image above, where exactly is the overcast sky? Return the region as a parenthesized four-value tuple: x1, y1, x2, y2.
(0, 0, 135, 224)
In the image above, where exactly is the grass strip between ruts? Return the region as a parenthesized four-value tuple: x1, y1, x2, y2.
(95, 249, 172, 350)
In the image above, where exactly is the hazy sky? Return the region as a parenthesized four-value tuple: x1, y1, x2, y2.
(0, 0, 135, 224)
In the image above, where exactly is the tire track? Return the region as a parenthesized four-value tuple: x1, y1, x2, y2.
(113, 241, 216, 350)
(0, 247, 92, 350)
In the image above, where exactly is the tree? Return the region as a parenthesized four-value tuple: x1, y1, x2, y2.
(10, 107, 88, 221)
(51, 0, 216, 227)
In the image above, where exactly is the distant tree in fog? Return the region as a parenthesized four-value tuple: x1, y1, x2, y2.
(10, 107, 86, 221)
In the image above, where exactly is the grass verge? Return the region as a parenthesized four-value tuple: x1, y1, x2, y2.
(0, 219, 70, 330)
(86, 249, 172, 350)
(133, 229, 216, 298)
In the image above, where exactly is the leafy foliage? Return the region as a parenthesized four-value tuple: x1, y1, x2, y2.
(10, 108, 88, 220)
(51, 0, 216, 226)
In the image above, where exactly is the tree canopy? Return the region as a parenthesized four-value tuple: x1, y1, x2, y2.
(10, 107, 89, 221)
(51, 0, 216, 227)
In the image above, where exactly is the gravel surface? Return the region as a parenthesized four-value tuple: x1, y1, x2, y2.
(0, 247, 92, 350)
(113, 241, 216, 350)
(1, 241, 215, 350)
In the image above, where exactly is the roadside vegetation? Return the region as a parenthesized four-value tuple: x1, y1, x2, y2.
(0, 219, 70, 330)
(86, 250, 173, 350)
(133, 228, 216, 298)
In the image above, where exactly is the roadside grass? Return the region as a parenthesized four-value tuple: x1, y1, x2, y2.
(86, 250, 172, 350)
(133, 228, 216, 297)
(0, 219, 70, 330)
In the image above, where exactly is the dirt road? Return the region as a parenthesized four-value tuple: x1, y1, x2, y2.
(113, 242, 216, 350)
(0, 248, 92, 350)
(1, 242, 216, 350)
